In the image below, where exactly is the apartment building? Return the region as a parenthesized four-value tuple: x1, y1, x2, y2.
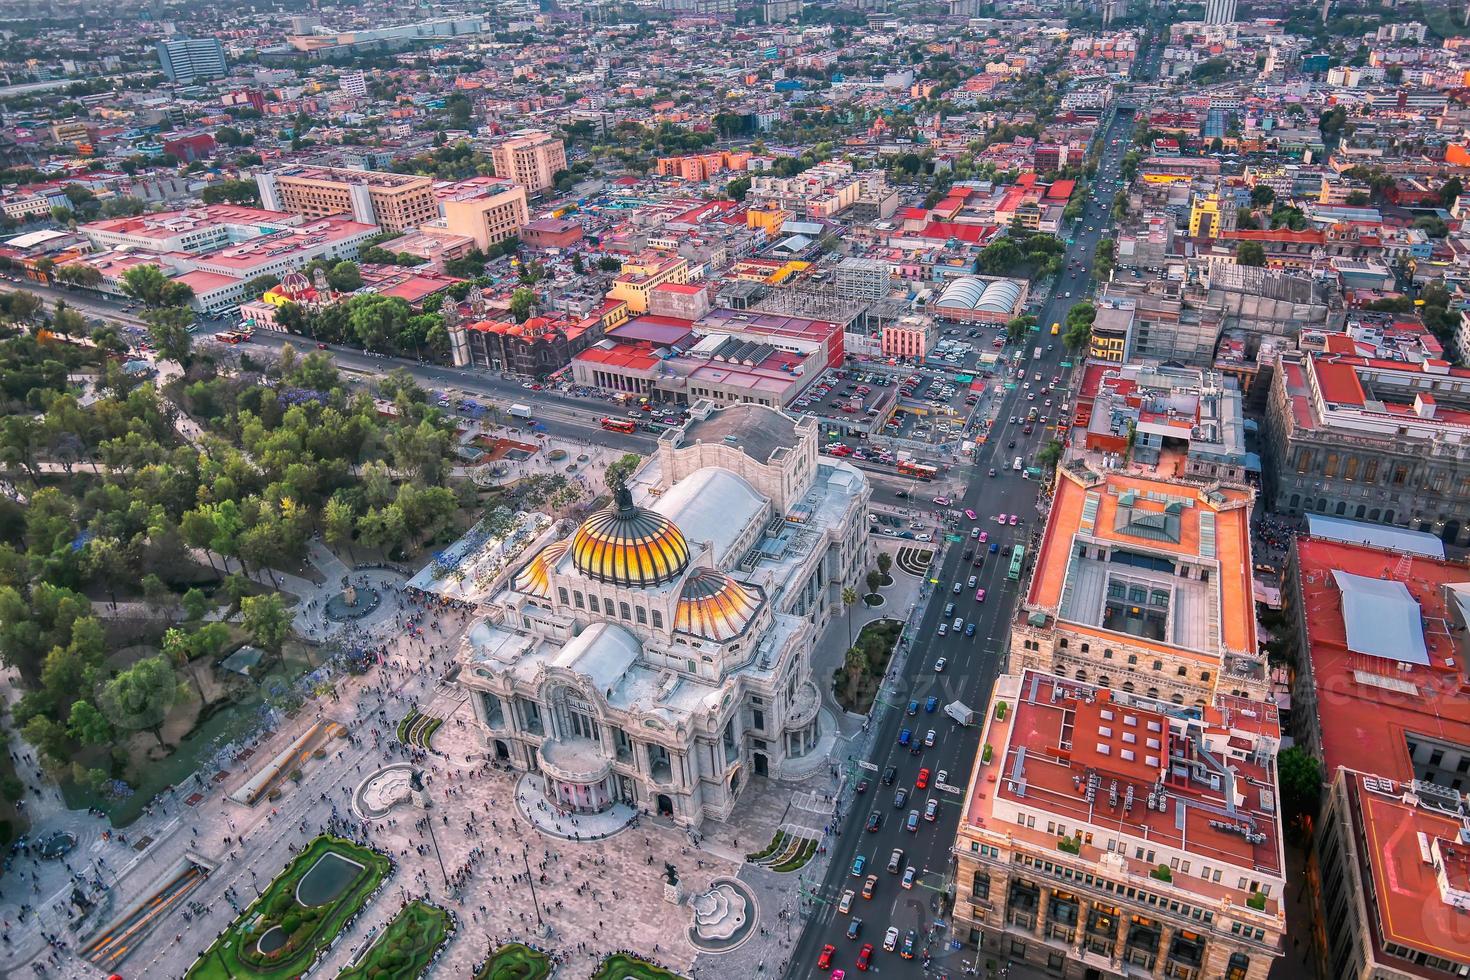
(1009, 463, 1267, 707)
(1263, 349, 1470, 544)
(489, 131, 567, 197)
(1282, 534, 1470, 980)
(434, 176, 529, 250)
(747, 162, 865, 220)
(952, 669, 1286, 980)
(607, 253, 691, 314)
(256, 166, 437, 232)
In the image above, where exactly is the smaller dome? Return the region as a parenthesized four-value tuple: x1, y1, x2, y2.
(513, 540, 569, 599)
(675, 569, 762, 641)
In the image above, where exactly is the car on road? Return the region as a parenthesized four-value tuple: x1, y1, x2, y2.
(883, 927, 900, 952)
(894, 788, 909, 808)
(979, 531, 988, 543)
(988, 468, 997, 477)
(964, 508, 977, 520)
(898, 728, 912, 746)
(952, 581, 962, 593)
(965, 622, 976, 637)
(934, 657, 948, 672)
(975, 588, 987, 602)
(857, 943, 874, 971)
(862, 874, 878, 898)
(906, 809, 921, 832)
(901, 865, 916, 889)
(925, 799, 940, 821)
(989, 542, 1000, 554)
(916, 767, 930, 789)
(866, 812, 882, 832)
(838, 890, 854, 914)
(847, 917, 863, 940)
(936, 769, 948, 786)
(924, 729, 936, 747)
(925, 696, 939, 712)
(901, 931, 916, 959)
(936, 623, 947, 636)
(855, 778, 869, 794)
(996, 512, 1007, 523)
(932, 496, 951, 505)
(1009, 514, 1019, 526)
(888, 847, 904, 872)
(907, 699, 919, 715)
(851, 856, 866, 876)
(882, 765, 896, 785)
(967, 574, 978, 588)
(820, 944, 836, 969)
(970, 527, 980, 539)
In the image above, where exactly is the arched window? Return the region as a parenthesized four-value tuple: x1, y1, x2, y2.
(619, 602, 631, 621)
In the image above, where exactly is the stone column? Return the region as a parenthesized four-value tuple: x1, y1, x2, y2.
(1154, 922, 1176, 979)
(1034, 885, 1051, 939)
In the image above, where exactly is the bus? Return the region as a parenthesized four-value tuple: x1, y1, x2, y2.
(599, 417, 637, 434)
(214, 331, 246, 344)
(1007, 545, 1025, 580)
(897, 460, 938, 481)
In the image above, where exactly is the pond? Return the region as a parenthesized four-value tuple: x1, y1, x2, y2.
(295, 850, 365, 907)
(256, 925, 288, 956)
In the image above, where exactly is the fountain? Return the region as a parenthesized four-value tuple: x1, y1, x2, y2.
(324, 576, 381, 622)
(687, 877, 758, 952)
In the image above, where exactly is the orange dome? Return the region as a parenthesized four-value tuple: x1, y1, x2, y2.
(675, 568, 761, 641)
(571, 487, 690, 589)
(513, 540, 569, 599)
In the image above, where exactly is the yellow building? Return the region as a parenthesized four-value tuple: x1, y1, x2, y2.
(746, 206, 792, 239)
(1188, 192, 1229, 239)
(607, 254, 690, 313)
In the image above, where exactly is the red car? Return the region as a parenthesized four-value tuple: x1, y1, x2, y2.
(819, 944, 835, 970)
(915, 768, 931, 790)
(857, 944, 874, 971)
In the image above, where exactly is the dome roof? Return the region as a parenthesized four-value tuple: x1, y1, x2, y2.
(675, 569, 762, 641)
(512, 540, 569, 599)
(571, 486, 690, 589)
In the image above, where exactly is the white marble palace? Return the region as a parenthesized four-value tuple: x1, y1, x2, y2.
(459, 401, 871, 828)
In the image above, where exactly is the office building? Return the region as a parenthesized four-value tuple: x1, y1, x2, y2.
(155, 37, 227, 83)
(1283, 533, 1470, 980)
(952, 669, 1286, 980)
(489, 131, 567, 197)
(458, 401, 870, 827)
(1264, 349, 1470, 544)
(1009, 463, 1267, 706)
(256, 166, 437, 233)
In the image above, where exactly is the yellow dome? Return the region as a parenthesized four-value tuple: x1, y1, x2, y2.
(571, 487, 690, 589)
(513, 540, 569, 599)
(675, 568, 761, 641)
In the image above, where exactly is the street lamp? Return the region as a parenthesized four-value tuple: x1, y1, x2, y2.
(522, 843, 545, 929)
(424, 813, 450, 889)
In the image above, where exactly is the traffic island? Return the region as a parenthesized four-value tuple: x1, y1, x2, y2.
(184, 835, 391, 979)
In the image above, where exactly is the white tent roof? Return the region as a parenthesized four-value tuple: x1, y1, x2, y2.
(1330, 570, 1429, 666)
(1307, 515, 1445, 559)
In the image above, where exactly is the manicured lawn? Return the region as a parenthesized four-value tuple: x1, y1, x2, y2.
(475, 942, 553, 980)
(339, 900, 452, 980)
(185, 836, 390, 979)
(591, 953, 686, 980)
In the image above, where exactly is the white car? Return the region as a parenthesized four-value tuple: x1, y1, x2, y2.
(934, 658, 948, 673)
(883, 926, 900, 951)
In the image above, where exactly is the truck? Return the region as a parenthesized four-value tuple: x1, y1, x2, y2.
(944, 701, 975, 726)
(507, 403, 533, 420)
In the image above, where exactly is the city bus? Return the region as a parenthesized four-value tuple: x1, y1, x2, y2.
(896, 460, 938, 481)
(214, 331, 246, 344)
(599, 417, 637, 434)
(1007, 545, 1025, 580)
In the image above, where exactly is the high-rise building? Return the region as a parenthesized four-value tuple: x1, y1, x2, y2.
(1204, 0, 1236, 24)
(951, 669, 1287, 980)
(255, 166, 437, 233)
(155, 37, 227, 83)
(339, 70, 367, 98)
(489, 131, 567, 197)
